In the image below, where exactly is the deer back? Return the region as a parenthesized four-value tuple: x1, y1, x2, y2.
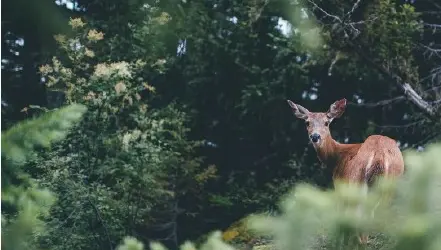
(332, 135, 404, 186)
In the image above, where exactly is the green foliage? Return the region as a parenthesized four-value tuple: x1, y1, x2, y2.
(115, 232, 237, 250)
(247, 143, 441, 250)
(363, 0, 423, 83)
(1, 104, 87, 250)
(117, 237, 145, 250)
(2, 0, 440, 249)
(112, 143, 441, 250)
(31, 17, 214, 250)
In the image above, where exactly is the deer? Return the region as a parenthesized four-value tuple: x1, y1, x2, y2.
(287, 98, 404, 245)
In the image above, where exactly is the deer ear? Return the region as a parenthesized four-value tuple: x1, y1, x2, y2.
(287, 100, 310, 120)
(327, 98, 347, 120)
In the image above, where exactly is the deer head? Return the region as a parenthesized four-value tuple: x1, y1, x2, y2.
(287, 99, 346, 147)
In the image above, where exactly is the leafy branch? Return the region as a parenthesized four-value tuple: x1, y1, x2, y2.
(2, 103, 87, 164)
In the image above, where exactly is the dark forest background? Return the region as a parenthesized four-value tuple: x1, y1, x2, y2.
(2, 0, 441, 249)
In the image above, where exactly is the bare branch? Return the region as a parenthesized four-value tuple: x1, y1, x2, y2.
(327, 53, 340, 76)
(418, 67, 441, 86)
(408, 131, 441, 149)
(347, 17, 378, 26)
(346, 40, 440, 121)
(308, 0, 363, 37)
(420, 11, 441, 15)
(423, 23, 441, 34)
(403, 83, 436, 114)
(370, 120, 425, 129)
(429, 0, 441, 10)
(424, 23, 441, 29)
(308, 0, 342, 23)
(429, 66, 441, 85)
(349, 86, 441, 107)
(345, 0, 362, 18)
(419, 43, 441, 59)
(433, 99, 441, 105)
(348, 96, 405, 107)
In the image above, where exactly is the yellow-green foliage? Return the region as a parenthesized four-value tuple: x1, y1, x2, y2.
(222, 216, 256, 243)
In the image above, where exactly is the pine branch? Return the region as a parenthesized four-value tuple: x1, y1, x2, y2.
(1, 103, 87, 164)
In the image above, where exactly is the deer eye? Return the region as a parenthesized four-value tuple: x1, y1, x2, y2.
(305, 121, 310, 126)
(325, 121, 329, 126)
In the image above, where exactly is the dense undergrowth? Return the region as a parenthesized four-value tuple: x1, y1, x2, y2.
(2, 102, 441, 249)
(156, 143, 441, 250)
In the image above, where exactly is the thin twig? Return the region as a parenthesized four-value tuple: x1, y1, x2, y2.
(348, 96, 405, 107)
(409, 131, 441, 149)
(370, 120, 425, 129)
(345, 0, 362, 19)
(308, 0, 342, 23)
(88, 197, 113, 250)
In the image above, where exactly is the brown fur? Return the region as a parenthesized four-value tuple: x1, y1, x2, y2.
(316, 134, 404, 186)
(287, 98, 405, 245)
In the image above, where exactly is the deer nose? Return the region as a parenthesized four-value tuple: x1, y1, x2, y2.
(310, 133, 321, 143)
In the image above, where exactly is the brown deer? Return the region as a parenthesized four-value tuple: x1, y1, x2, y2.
(287, 98, 404, 245)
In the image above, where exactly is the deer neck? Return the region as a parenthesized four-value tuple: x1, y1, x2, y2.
(314, 136, 341, 167)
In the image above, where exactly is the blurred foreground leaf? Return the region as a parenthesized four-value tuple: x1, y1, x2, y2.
(1, 103, 87, 250)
